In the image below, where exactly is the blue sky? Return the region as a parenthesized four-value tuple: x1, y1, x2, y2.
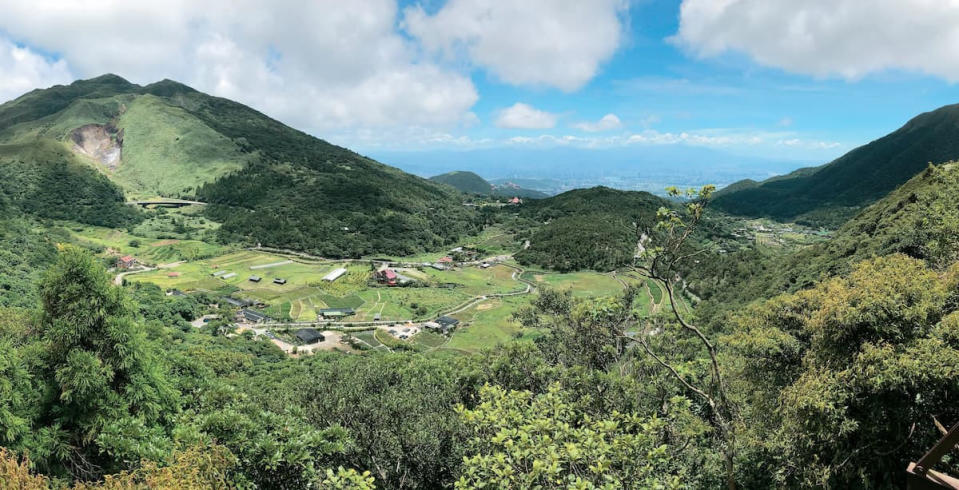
(1, 0, 959, 182)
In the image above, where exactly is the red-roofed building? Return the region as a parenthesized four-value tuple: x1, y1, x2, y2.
(118, 255, 136, 269)
(375, 267, 398, 286)
(509, 197, 522, 205)
(438, 256, 453, 263)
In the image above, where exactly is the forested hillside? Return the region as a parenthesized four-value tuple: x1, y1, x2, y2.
(515, 187, 669, 271)
(0, 139, 139, 227)
(430, 170, 548, 198)
(0, 75, 481, 257)
(688, 163, 959, 324)
(714, 102, 959, 226)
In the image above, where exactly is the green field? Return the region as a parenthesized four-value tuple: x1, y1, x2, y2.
(123, 244, 669, 352)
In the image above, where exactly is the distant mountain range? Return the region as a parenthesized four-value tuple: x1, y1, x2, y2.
(429, 171, 548, 198)
(714, 102, 959, 226)
(373, 146, 807, 196)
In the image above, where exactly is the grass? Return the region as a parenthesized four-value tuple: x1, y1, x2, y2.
(67, 221, 228, 265)
(525, 270, 625, 298)
(114, 95, 249, 198)
(441, 296, 530, 353)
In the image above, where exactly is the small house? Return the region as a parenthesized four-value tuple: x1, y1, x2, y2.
(249, 276, 262, 283)
(118, 255, 136, 269)
(273, 278, 287, 285)
(438, 257, 453, 264)
(509, 197, 522, 205)
(318, 307, 356, 319)
(294, 328, 325, 344)
(480, 262, 491, 269)
(375, 267, 398, 286)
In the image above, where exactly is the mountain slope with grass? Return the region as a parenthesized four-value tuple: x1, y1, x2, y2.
(0, 75, 479, 257)
(714, 103, 959, 226)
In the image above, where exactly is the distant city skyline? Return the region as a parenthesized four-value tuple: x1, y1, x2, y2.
(2, 1, 959, 174)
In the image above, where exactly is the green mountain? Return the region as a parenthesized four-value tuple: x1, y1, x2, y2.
(690, 162, 959, 318)
(430, 170, 548, 198)
(430, 171, 493, 194)
(0, 75, 480, 257)
(515, 187, 669, 271)
(713, 103, 959, 226)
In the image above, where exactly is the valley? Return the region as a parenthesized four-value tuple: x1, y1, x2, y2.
(2, 72, 958, 489)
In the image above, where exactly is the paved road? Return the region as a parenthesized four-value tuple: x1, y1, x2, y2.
(126, 199, 207, 207)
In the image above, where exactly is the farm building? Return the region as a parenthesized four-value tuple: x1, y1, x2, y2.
(438, 256, 453, 264)
(318, 308, 356, 319)
(249, 276, 262, 283)
(437, 316, 460, 328)
(375, 266, 398, 285)
(295, 328, 325, 344)
(424, 316, 460, 335)
(221, 272, 237, 279)
(323, 268, 348, 282)
(168, 271, 181, 277)
(239, 309, 271, 323)
(117, 255, 136, 269)
(222, 297, 253, 308)
(273, 278, 287, 285)
(212, 270, 230, 277)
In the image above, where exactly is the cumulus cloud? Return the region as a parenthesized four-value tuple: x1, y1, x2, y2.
(674, 0, 959, 81)
(495, 103, 558, 129)
(0, 0, 478, 130)
(403, 0, 628, 91)
(573, 113, 622, 132)
(0, 37, 73, 104)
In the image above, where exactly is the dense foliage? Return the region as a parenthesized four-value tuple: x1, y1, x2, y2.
(0, 140, 140, 227)
(429, 171, 494, 194)
(515, 187, 668, 271)
(714, 102, 959, 226)
(685, 163, 959, 323)
(430, 170, 547, 199)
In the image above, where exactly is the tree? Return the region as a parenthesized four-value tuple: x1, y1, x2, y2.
(635, 185, 740, 490)
(37, 246, 179, 479)
(725, 254, 959, 487)
(456, 383, 681, 489)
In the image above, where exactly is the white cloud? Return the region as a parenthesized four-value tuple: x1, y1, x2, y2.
(495, 103, 558, 129)
(0, 38, 73, 104)
(403, 0, 628, 91)
(674, 0, 959, 81)
(574, 113, 622, 132)
(0, 0, 478, 130)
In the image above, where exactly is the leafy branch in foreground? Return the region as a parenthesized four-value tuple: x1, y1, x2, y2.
(635, 185, 740, 490)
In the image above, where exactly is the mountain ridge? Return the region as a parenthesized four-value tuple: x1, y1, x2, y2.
(714, 102, 959, 226)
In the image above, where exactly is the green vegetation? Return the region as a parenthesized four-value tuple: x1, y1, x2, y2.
(0, 74, 483, 258)
(0, 140, 140, 227)
(430, 170, 493, 194)
(515, 186, 669, 271)
(114, 94, 249, 197)
(430, 170, 548, 198)
(714, 102, 959, 226)
(5, 75, 959, 488)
